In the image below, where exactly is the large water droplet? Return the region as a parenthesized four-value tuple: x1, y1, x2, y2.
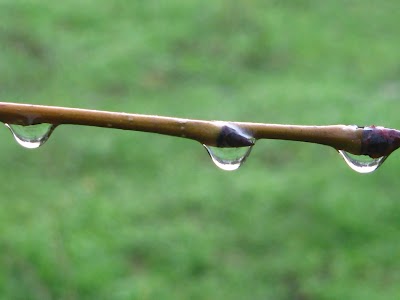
(204, 145, 253, 171)
(338, 150, 387, 173)
(5, 123, 56, 149)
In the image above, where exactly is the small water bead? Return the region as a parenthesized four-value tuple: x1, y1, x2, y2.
(338, 150, 387, 173)
(5, 123, 56, 149)
(204, 145, 253, 171)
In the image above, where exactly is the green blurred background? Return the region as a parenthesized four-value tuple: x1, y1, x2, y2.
(1, 1, 400, 299)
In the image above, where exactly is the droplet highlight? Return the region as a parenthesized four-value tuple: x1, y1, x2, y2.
(204, 145, 253, 171)
(338, 150, 387, 173)
(5, 123, 56, 149)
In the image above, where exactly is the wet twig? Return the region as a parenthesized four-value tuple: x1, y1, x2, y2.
(0, 102, 399, 172)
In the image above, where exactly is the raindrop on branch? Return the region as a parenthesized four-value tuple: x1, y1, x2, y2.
(338, 150, 387, 173)
(204, 145, 253, 171)
(5, 123, 56, 149)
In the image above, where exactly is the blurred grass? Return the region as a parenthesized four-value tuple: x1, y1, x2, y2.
(1, 0, 400, 299)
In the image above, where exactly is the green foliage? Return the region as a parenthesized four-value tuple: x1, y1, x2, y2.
(1, 0, 400, 299)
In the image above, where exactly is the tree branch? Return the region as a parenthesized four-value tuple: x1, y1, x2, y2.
(0, 102, 399, 158)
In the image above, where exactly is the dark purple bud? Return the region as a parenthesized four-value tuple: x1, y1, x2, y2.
(217, 125, 255, 147)
(361, 126, 400, 158)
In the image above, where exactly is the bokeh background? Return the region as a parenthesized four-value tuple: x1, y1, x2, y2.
(1, 1, 400, 299)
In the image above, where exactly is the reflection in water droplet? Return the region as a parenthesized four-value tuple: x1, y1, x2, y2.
(5, 123, 56, 149)
(338, 150, 387, 173)
(204, 145, 253, 171)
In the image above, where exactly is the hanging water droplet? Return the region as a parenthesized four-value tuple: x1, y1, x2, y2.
(204, 145, 253, 171)
(338, 150, 387, 173)
(4, 123, 56, 149)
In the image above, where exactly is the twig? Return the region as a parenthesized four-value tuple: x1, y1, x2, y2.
(0, 102, 399, 158)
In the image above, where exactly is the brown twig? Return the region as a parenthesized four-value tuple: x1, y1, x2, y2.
(0, 102, 399, 158)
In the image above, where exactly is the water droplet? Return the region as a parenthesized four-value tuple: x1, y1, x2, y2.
(5, 123, 56, 149)
(338, 150, 387, 173)
(204, 145, 253, 171)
